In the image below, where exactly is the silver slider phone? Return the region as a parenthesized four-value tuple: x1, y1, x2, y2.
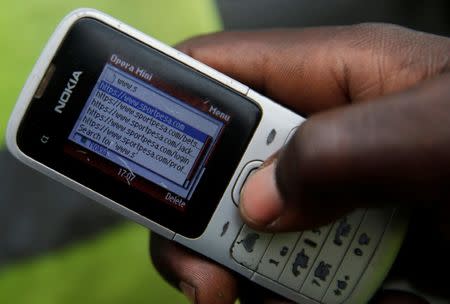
(6, 9, 408, 304)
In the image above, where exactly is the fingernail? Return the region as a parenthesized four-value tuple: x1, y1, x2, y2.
(240, 162, 284, 227)
(179, 281, 197, 304)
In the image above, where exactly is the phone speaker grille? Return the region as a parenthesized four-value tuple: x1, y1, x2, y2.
(34, 63, 56, 99)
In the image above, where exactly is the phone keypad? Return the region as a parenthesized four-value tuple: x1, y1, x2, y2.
(300, 209, 365, 300)
(231, 208, 393, 303)
(231, 225, 272, 270)
(257, 232, 301, 280)
(278, 224, 332, 290)
(322, 208, 392, 303)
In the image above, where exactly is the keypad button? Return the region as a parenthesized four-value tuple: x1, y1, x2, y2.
(284, 127, 298, 144)
(300, 209, 365, 300)
(231, 225, 272, 270)
(231, 161, 263, 206)
(322, 208, 394, 304)
(257, 232, 301, 280)
(279, 224, 332, 291)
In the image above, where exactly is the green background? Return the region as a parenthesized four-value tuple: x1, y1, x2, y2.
(0, 1, 220, 303)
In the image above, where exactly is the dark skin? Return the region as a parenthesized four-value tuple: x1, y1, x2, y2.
(150, 24, 450, 303)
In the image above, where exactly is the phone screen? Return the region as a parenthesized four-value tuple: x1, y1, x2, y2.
(66, 56, 227, 210)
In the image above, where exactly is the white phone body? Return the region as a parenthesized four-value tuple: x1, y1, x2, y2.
(7, 9, 408, 304)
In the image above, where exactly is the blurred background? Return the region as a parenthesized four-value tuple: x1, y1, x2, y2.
(0, 1, 449, 303)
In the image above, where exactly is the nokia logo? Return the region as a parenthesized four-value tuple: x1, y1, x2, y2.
(54, 71, 83, 114)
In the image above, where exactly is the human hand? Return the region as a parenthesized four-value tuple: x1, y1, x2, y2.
(150, 24, 450, 303)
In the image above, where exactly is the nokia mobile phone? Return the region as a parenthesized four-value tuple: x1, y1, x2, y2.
(7, 9, 408, 303)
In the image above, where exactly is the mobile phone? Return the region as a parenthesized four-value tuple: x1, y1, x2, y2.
(7, 9, 408, 303)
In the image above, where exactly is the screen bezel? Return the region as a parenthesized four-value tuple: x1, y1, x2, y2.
(16, 18, 261, 238)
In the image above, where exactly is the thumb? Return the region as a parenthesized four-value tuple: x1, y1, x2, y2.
(239, 156, 356, 232)
(240, 73, 450, 232)
(239, 118, 358, 232)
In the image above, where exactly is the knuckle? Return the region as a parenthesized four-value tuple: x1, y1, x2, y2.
(338, 23, 450, 98)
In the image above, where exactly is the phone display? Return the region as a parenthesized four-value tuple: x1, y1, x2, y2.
(67, 57, 226, 209)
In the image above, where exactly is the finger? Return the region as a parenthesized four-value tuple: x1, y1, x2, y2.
(371, 290, 429, 304)
(177, 24, 450, 116)
(149, 233, 238, 304)
(241, 72, 450, 231)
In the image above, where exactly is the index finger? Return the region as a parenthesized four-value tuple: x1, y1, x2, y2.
(177, 24, 450, 116)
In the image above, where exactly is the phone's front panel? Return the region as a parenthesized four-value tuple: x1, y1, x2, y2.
(16, 17, 261, 238)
